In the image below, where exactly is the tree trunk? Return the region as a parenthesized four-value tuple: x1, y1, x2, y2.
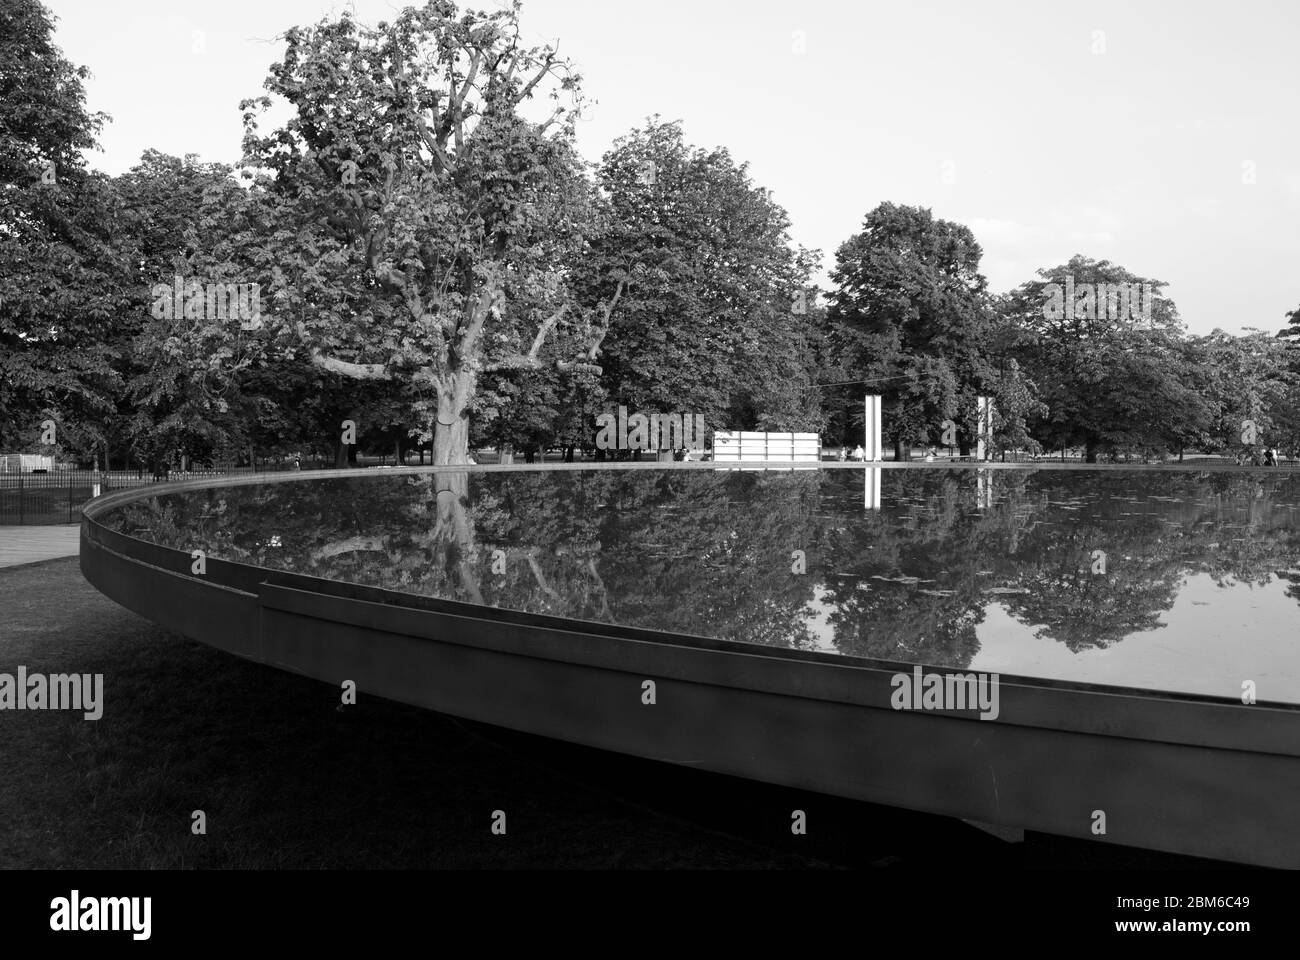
(432, 372, 474, 465)
(894, 438, 910, 462)
(334, 442, 348, 468)
(1085, 438, 1099, 464)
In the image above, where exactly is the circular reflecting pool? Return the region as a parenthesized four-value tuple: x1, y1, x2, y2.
(98, 466, 1300, 705)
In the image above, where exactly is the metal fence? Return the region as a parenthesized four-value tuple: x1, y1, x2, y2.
(0, 468, 256, 525)
(0, 458, 401, 525)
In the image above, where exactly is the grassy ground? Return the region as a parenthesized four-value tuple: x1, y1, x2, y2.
(1, 557, 1231, 870)
(0, 557, 830, 869)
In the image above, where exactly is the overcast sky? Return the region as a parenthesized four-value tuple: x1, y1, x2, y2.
(45, 0, 1300, 336)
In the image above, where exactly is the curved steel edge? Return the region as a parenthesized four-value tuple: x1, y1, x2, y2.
(79, 468, 1300, 868)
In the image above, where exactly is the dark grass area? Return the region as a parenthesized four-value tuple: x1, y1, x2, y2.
(0, 557, 1233, 870)
(0, 557, 830, 869)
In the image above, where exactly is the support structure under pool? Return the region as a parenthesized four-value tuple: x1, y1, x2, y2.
(79, 462, 1300, 868)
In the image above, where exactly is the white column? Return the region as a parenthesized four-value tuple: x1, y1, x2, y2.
(864, 395, 882, 462)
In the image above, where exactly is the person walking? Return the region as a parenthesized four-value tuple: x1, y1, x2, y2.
(851, 444, 865, 461)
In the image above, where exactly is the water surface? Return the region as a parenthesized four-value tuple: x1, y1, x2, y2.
(101, 467, 1300, 704)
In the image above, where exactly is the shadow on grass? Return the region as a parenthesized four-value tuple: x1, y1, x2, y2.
(0, 558, 826, 869)
(1, 558, 1230, 870)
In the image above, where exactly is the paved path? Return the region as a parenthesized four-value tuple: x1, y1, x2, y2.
(0, 525, 80, 569)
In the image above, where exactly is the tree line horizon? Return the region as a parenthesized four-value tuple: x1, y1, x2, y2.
(4, 0, 1300, 471)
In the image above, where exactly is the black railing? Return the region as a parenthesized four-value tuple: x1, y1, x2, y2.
(0, 459, 409, 525)
(0, 468, 254, 525)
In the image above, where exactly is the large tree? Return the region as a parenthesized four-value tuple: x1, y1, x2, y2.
(0, 0, 127, 462)
(236, 0, 621, 465)
(579, 119, 823, 436)
(113, 151, 262, 470)
(824, 203, 996, 459)
(1185, 329, 1299, 456)
(1001, 255, 1206, 462)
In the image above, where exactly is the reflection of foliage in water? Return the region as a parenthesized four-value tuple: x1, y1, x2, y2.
(101, 468, 1300, 670)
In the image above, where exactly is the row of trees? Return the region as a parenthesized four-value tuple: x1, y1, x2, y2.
(4, 0, 1299, 469)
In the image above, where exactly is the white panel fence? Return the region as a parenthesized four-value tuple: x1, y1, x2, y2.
(712, 431, 821, 463)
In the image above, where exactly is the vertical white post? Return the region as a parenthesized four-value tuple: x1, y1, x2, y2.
(864, 395, 882, 462)
(976, 469, 991, 510)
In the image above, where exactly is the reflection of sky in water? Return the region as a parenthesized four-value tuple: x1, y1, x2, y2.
(970, 572, 1300, 702)
(102, 467, 1300, 705)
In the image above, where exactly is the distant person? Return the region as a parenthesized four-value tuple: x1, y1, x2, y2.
(681, 447, 692, 462)
(838, 445, 848, 462)
(851, 444, 865, 461)
(293, 456, 301, 471)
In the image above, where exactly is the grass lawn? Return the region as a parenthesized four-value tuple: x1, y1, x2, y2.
(1, 556, 1230, 870)
(0, 557, 829, 869)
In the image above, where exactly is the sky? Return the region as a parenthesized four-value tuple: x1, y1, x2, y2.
(43, 0, 1300, 336)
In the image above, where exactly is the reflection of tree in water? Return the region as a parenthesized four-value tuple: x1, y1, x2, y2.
(104, 470, 831, 649)
(1005, 473, 1300, 651)
(103, 468, 1300, 667)
(814, 470, 1300, 664)
(475, 470, 829, 649)
(816, 473, 995, 667)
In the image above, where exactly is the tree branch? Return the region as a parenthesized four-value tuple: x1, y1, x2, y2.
(309, 349, 392, 380)
(514, 52, 556, 106)
(585, 280, 624, 360)
(455, 270, 502, 363)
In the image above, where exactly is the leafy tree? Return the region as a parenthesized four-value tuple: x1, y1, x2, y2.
(1186, 329, 1299, 456)
(0, 0, 126, 462)
(825, 203, 996, 459)
(582, 119, 823, 439)
(113, 151, 265, 470)
(988, 357, 1045, 459)
(1002, 255, 1206, 462)
(235, 1, 617, 465)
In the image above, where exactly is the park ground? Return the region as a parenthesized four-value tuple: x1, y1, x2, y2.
(0, 539, 1230, 870)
